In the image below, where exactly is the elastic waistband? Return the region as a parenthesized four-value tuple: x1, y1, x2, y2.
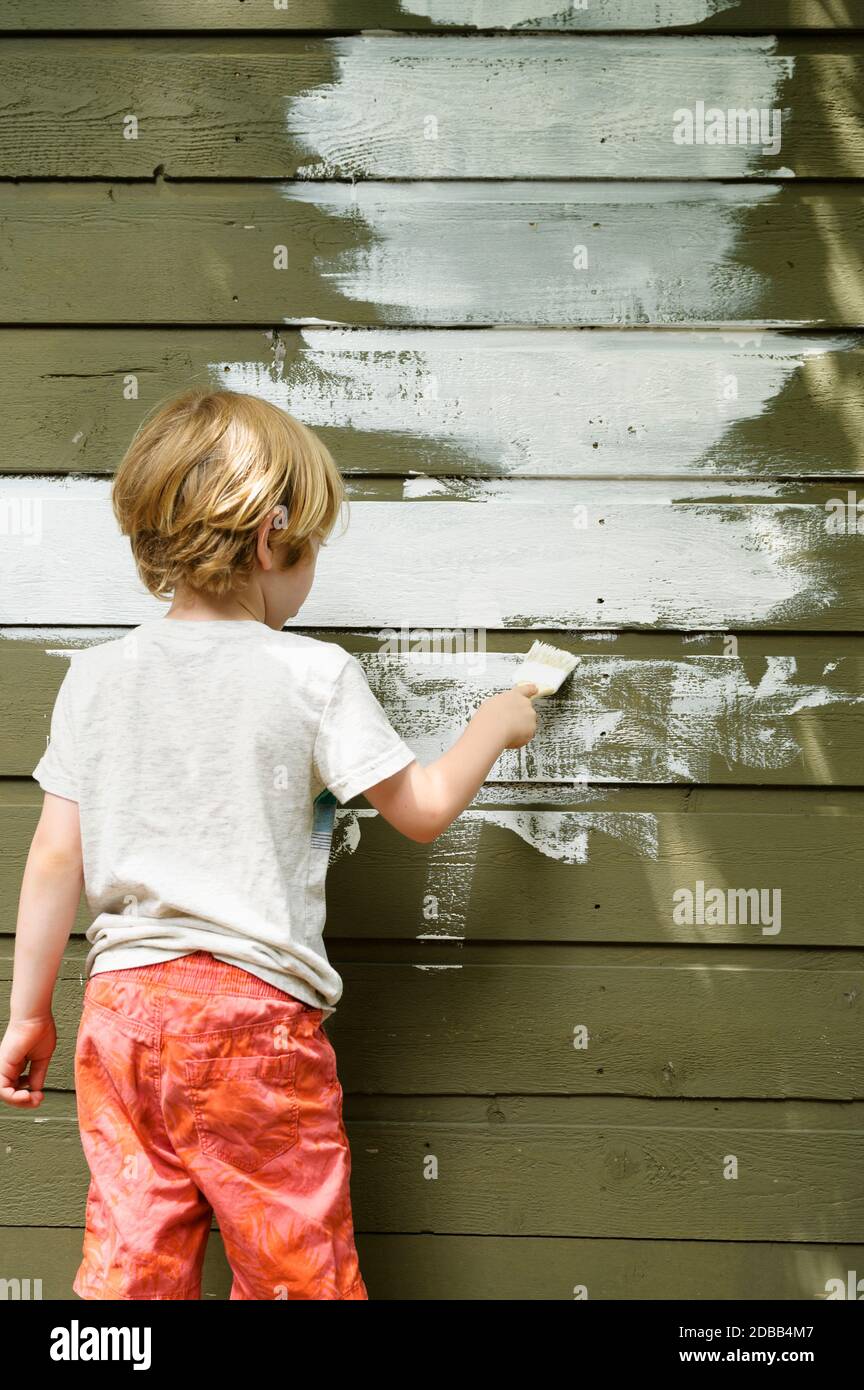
(94, 950, 315, 1004)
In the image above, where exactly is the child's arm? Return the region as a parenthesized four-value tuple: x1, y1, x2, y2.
(0, 792, 83, 1108)
(363, 683, 539, 842)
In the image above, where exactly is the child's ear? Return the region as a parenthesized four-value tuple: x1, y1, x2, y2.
(255, 512, 280, 570)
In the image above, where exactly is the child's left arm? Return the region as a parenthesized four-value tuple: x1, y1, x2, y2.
(0, 792, 83, 1109)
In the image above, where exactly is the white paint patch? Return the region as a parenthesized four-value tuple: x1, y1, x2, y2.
(13, 633, 857, 789)
(211, 328, 849, 479)
(284, 36, 790, 178)
(397, 0, 737, 26)
(0, 475, 847, 628)
(656, 655, 864, 780)
(330, 808, 377, 862)
(278, 182, 782, 325)
(399, 477, 795, 502)
(331, 801, 646, 864)
(471, 784, 613, 804)
(476, 809, 659, 862)
(362, 651, 864, 783)
(0, 627, 126, 646)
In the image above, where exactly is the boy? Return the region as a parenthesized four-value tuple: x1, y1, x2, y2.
(0, 388, 538, 1300)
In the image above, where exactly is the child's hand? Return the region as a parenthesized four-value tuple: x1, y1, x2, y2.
(0, 1015, 57, 1107)
(478, 683, 540, 750)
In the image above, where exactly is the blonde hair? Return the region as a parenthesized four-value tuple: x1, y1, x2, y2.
(111, 388, 347, 599)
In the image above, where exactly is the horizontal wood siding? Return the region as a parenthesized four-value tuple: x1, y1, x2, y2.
(1, 328, 863, 480)
(3, 1086, 864, 1242)
(0, 37, 861, 179)
(3, 2, 864, 31)
(1, 13, 861, 1302)
(3, 1226, 863, 1302)
(1, 182, 863, 327)
(2, 480, 864, 628)
(3, 636, 864, 782)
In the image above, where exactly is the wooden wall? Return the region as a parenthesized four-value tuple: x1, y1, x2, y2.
(1, 1, 863, 1300)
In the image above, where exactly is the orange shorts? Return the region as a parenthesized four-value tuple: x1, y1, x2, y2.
(72, 950, 367, 1300)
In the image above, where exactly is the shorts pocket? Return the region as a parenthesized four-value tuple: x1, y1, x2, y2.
(184, 1052, 299, 1173)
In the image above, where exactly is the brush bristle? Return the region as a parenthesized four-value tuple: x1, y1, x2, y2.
(512, 640, 579, 696)
(522, 640, 579, 675)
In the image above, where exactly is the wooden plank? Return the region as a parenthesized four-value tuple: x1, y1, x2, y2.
(0, 182, 863, 328)
(3, 1, 864, 33)
(1, 478, 863, 628)
(4, 631, 864, 779)
(4, 784, 864, 943)
(298, 800, 864, 947)
(3, 327, 863, 480)
(8, 627, 864, 660)
(3, 944, 860, 1097)
(0, 36, 861, 179)
(3, 1227, 863, 1302)
(3, 1091, 862, 1240)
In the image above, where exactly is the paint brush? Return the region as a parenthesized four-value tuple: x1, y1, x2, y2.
(513, 640, 578, 698)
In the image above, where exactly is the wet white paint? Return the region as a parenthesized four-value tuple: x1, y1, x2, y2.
(11, 627, 856, 787)
(6, 619, 861, 795)
(330, 808, 377, 862)
(474, 809, 658, 862)
(0, 475, 848, 628)
(331, 800, 653, 861)
(360, 650, 864, 783)
(654, 655, 864, 780)
(0, 626, 127, 648)
(398, 477, 795, 502)
(397, 0, 737, 26)
(278, 181, 783, 325)
(210, 329, 845, 479)
(471, 783, 613, 803)
(284, 36, 791, 178)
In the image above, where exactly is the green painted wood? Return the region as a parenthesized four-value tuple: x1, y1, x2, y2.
(0, 182, 862, 327)
(324, 803, 864, 948)
(3, 943, 860, 1097)
(2, 1227, 862, 1302)
(2, 327, 863, 480)
(0, 36, 861, 178)
(2, 1, 863, 32)
(3, 1090, 862, 1240)
(0, 1226, 235, 1301)
(3, 786, 864, 946)
(4, 636, 864, 779)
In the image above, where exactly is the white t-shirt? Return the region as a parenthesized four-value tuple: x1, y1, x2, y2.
(32, 619, 418, 1017)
